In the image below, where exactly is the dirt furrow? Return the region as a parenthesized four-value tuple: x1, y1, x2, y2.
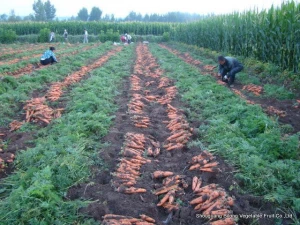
(159, 44, 300, 134)
(66, 43, 276, 225)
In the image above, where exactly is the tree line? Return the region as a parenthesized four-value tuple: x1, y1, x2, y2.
(0, 0, 203, 23)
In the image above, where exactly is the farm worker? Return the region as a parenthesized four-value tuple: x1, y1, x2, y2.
(63, 29, 68, 42)
(49, 31, 55, 42)
(40, 47, 58, 65)
(126, 33, 132, 44)
(218, 55, 243, 88)
(83, 29, 88, 43)
(120, 35, 126, 43)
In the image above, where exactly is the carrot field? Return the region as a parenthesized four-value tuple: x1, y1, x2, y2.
(0, 40, 299, 225)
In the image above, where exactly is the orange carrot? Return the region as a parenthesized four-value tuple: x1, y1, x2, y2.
(200, 168, 220, 173)
(152, 171, 174, 179)
(194, 177, 202, 192)
(202, 162, 219, 168)
(209, 218, 235, 225)
(157, 190, 174, 206)
(140, 214, 155, 223)
(190, 194, 209, 205)
(189, 163, 201, 171)
(155, 184, 179, 195)
(192, 176, 198, 191)
(226, 197, 234, 206)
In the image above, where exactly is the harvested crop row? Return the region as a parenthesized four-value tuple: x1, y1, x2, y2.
(159, 44, 287, 118)
(2, 47, 123, 169)
(0, 43, 58, 60)
(111, 132, 160, 193)
(102, 214, 156, 225)
(1, 43, 99, 78)
(18, 46, 122, 124)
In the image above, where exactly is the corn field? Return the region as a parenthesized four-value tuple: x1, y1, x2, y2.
(0, 21, 174, 36)
(171, 1, 300, 72)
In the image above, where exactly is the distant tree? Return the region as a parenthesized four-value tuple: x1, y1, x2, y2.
(33, 0, 46, 21)
(144, 14, 150, 22)
(0, 14, 8, 21)
(69, 16, 76, 21)
(23, 14, 35, 21)
(77, 7, 88, 21)
(89, 7, 102, 21)
(44, 0, 56, 21)
(7, 10, 21, 22)
(110, 14, 115, 22)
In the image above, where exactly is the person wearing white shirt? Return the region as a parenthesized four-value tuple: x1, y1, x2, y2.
(83, 29, 88, 43)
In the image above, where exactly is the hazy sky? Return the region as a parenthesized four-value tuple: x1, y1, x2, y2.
(0, 0, 293, 18)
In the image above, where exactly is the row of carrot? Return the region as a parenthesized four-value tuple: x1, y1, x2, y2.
(3, 44, 98, 78)
(102, 214, 156, 225)
(161, 45, 289, 120)
(9, 46, 123, 131)
(112, 132, 161, 194)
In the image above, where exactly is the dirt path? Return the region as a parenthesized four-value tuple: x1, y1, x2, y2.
(159, 44, 300, 134)
(67, 44, 277, 225)
(0, 46, 123, 179)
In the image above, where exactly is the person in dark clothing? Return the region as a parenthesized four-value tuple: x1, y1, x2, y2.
(40, 47, 58, 65)
(218, 56, 243, 87)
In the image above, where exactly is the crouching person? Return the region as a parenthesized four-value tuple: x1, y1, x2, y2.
(40, 47, 58, 65)
(218, 56, 243, 87)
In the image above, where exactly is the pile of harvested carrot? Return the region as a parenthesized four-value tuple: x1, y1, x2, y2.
(131, 115, 150, 128)
(183, 52, 202, 66)
(152, 171, 188, 212)
(242, 84, 263, 96)
(159, 45, 202, 66)
(128, 94, 146, 115)
(130, 75, 142, 91)
(158, 77, 172, 88)
(9, 120, 24, 132)
(102, 214, 155, 225)
(0, 153, 15, 169)
(203, 65, 217, 72)
(190, 176, 235, 225)
(266, 106, 286, 117)
(23, 97, 64, 124)
(112, 132, 150, 194)
(163, 104, 192, 151)
(231, 89, 246, 100)
(189, 151, 221, 173)
(157, 86, 177, 105)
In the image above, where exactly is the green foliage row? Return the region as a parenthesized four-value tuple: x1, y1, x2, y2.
(0, 21, 174, 36)
(0, 44, 134, 224)
(171, 1, 300, 72)
(149, 43, 300, 219)
(166, 41, 300, 92)
(0, 42, 114, 126)
(0, 28, 17, 43)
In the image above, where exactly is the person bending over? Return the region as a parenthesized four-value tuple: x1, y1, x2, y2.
(40, 47, 58, 65)
(218, 56, 243, 87)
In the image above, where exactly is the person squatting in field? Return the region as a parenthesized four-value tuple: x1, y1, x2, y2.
(126, 33, 132, 44)
(218, 56, 244, 87)
(40, 47, 58, 65)
(120, 34, 127, 43)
